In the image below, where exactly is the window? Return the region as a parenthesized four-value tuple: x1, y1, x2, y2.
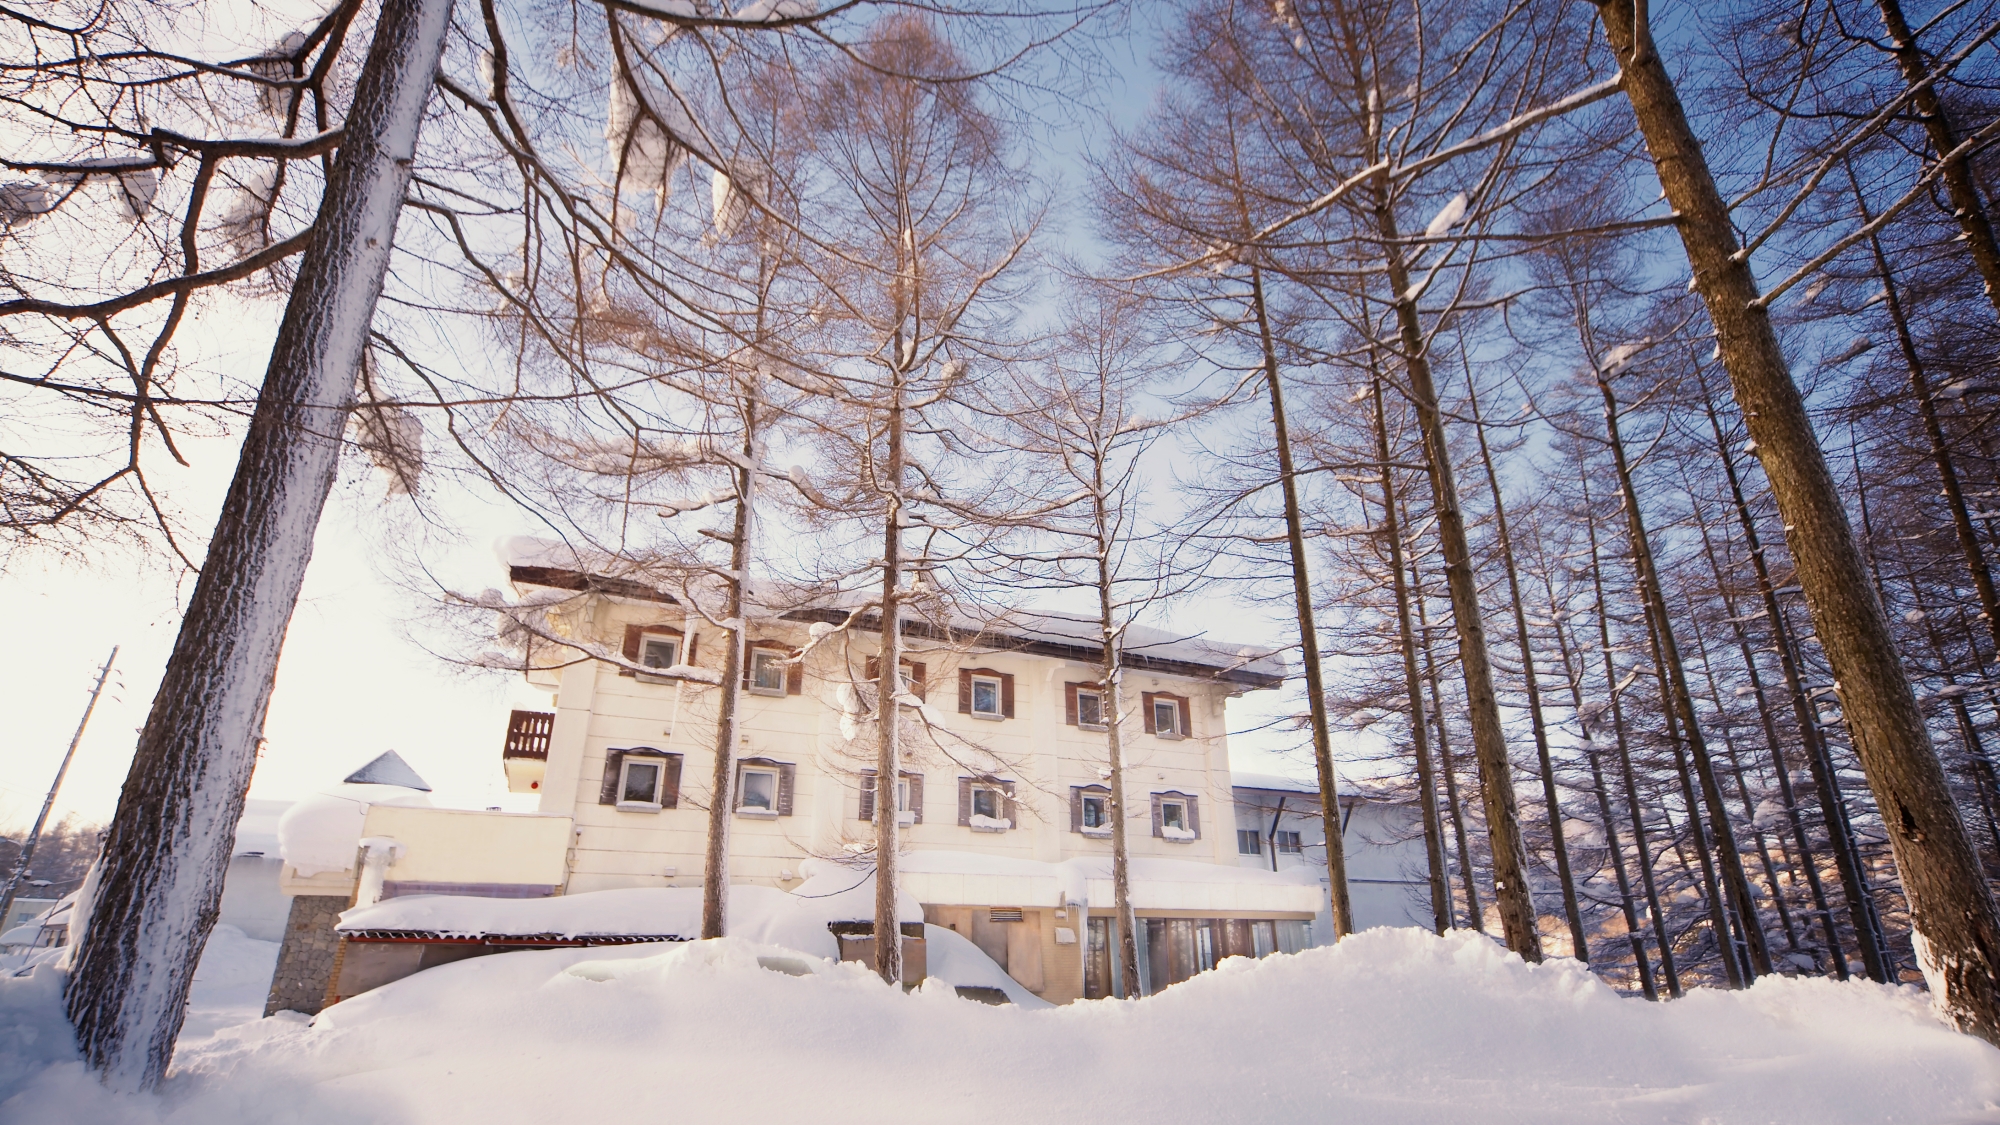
(1152, 791, 1199, 841)
(961, 777, 1014, 830)
(1237, 829, 1262, 856)
(859, 770, 923, 824)
(619, 757, 663, 807)
(739, 766, 779, 812)
(640, 636, 678, 670)
(598, 748, 681, 809)
(971, 676, 1002, 718)
(1083, 794, 1109, 830)
(1076, 690, 1105, 728)
(972, 786, 1001, 820)
(749, 649, 787, 694)
(1143, 691, 1191, 738)
(1275, 830, 1303, 854)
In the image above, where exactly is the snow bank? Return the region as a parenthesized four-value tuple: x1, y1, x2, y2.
(3, 928, 1998, 1123)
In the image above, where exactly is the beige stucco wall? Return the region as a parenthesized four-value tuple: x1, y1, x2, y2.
(537, 597, 1259, 901)
(360, 805, 573, 887)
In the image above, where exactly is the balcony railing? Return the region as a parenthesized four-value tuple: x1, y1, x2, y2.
(503, 709, 554, 760)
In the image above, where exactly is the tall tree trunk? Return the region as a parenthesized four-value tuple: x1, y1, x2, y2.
(63, 0, 452, 1090)
(1372, 373, 1452, 934)
(1249, 265, 1354, 937)
(1590, 351, 1771, 980)
(1370, 187, 1540, 960)
(701, 390, 759, 939)
(1874, 0, 2000, 320)
(1595, 0, 2000, 1026)
(1544, 569, 1656, 994)
(1094, 460, 1142, 997)
(1466, 369, 1587, 958)
(1699, 377, 1889, 979)
(873, 363, 906, 985)
(1846, 160, 2000, 662)
(1412, 536, 1485, 932)
(1690, 491, 1844, 972)
(1640, 593, 1748, 987)
(1684, 591, 1804, 955)
(1582, 470, 1683, 996)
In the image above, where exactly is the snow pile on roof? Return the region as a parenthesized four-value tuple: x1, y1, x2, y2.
(277, 783, 432, 877)
(339, 867, 923, 947)
(4, 927, 1996, 1123)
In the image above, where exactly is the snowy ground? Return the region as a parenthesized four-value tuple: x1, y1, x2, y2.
(2, 927, 1997, 1124)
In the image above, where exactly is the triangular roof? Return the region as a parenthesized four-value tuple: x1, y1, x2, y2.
(343, 750, 432, 791)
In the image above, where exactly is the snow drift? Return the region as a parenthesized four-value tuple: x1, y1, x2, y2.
(2, 927, 1996, 1123)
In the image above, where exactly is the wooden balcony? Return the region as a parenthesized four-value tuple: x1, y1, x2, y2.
(503, 709, 554, 760)
(503, 710, 554, 795)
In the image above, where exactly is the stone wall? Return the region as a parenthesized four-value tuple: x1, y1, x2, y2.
(265, 894, 348, 1016)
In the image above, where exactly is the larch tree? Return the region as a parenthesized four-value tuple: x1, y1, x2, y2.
(1590, 0, 2000, 1041)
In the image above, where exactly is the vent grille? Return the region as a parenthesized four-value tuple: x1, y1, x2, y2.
(988, 908, 1025, 923)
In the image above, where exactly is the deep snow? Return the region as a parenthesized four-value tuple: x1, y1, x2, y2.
(2, 927, 1996, 1123)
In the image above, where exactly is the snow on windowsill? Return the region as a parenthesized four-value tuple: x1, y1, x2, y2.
(615, 802, 663, 813)
(1081, 827, 1112, 838)
(736, 807, 779, 819)
(1160, 826, 1197, 842)
(967, 814, 1012, 832)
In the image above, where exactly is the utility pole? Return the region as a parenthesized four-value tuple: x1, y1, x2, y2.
(0, 646, 117, 932)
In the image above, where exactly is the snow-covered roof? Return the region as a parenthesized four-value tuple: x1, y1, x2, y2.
(337, 868, 922, 944)
(499, 536, 1285, 688)
(343, 750, 432, 791)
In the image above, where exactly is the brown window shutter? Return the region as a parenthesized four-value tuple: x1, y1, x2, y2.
(1064, 683, 1079, 726)
(1070, 787, 1083, 833)
(777, 763, 796, 816)
(786, 652, 804, 695)
(685, 631, 698, 664)
(1178, 696, 1193, 738)
(1141, 692, 1157, 734)
(1150, 793, 1163, 837)
(1187, 794, 1200, 837)
(958, 669, 972, 713)
(743, 649, 755, 688)
(1001, 673, 1014, 718)
(909, 662, 927, 698)
(958, 777, 972, 826)
(661, 754, 683, 809)
(599, 750, 627, 805)
(619, 626, 644, 677)
(859, 769, 877, 822)
(908, 773, 924, 824)
(865, 655, 880, 683)
(1002, 782, 1017, 826)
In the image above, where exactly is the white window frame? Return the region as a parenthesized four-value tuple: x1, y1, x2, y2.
(1076, 689, 1106, 730)
(738, 765, 781, 815)
(1159, 798, 1190, 834)
(639, 635, 679, 671)
(969, 674, 1003, 719)
(1081, 792, 1111, 835)
(969, 783, 1010, 830)
(1152, 698, 1181, 737)
(748, 649, 787, 695)
(616, 755, 664, 809)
